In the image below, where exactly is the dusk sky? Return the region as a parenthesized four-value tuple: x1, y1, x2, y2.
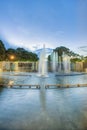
(0, 0, 87, 55)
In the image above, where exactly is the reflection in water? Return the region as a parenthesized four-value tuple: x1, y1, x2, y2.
(0, 72, 87, 129)
(40, 86, 46, 111)
(0, 87, 87, 130)
(39, 77, 47, 111)
(0, 87, 3, 94)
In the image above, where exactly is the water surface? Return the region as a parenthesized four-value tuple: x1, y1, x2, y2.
(0, 72, 87, 130)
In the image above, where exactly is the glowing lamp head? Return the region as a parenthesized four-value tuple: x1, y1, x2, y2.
(10, 55, 15, 60)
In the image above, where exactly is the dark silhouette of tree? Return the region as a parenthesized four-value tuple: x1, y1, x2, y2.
(54, 46, 80, 57)
(54, 46, 69, 56)
(0, 40, 6, 61)
(16, 48, 39, 61)
(48, 55, 51, 61)
(0, 40, 39, 61)
(48, 46, 81, 62)
(71, 58, 82, 63)
(6, 48, 17, 61)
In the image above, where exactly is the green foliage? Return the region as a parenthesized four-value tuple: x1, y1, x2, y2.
(0, 40, 6, 61)
(70, 58, 82, 63)
(54, 46, 70, 56)
(6, 48, 17, 61)
(0, 40, 39, 61)
(48, 55, 51, 61)
(16, 48, 39, 61)
(84, 57, 87, 62)
(54, 46, 80, 57)
(48, 46, 81, 61)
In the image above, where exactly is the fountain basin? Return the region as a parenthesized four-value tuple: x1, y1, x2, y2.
(55, 72, 87, 76)
(0, 72, 87, 130)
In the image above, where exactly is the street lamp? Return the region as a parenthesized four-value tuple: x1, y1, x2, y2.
(9, 55, 15, 72)
(10, 55, 15, 60)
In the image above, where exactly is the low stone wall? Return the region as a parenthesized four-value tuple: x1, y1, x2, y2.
(0, 61, 38, 72)
(75, 62, 84, 72)
(0, 61, 87, 72)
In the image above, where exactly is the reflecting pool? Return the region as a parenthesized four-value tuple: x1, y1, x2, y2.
(0, 72, 87, 130)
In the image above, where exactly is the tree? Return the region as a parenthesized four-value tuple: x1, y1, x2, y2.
(48, 46, 81, 62)
(0, 40, 6, 61)
(0, 41, 39, 61)
(48, 55, 51, 61)
(70, 58, 82, 63)
(54, 46, 70, 56)
(16, 48, 39, 61)
(54, 46, 80, 57)
(6, 48, 17, 61)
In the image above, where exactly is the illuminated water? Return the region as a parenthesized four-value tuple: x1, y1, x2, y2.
(51, 51, 70, 73)
(0, 72, 87, 130)
(38, 44, 47, 76)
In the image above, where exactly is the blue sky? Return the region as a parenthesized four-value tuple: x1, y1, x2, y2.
(0, 0, 87, 55)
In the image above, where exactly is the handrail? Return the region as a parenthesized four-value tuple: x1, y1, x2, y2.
(0, 83, 87, 89)
(0, 84, 40, 89)
(45, 83, 87, 88)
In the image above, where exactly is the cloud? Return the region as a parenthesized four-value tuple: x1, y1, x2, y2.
(78, 46, 87, 52)
(0, 13, 87, 56)
(79, 46, 87, 49)
(0, 25, 54, 51)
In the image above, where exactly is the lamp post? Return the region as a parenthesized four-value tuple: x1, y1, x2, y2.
(9, 55, 15, 71)
(10, 55, 15, 60)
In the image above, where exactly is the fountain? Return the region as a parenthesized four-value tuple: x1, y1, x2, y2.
(51, 52, 56, 72)
(51, 51, 71, 75)
(38, 44, 48, 77)
(62, 52, 71, 73)
(1, 47, 87, 130)
(58, 56, 62, 72)
(51, 51, 85, 76)
(51, 51, 58, 72)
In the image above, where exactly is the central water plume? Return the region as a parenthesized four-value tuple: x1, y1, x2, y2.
(38, 44, 48, 77)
